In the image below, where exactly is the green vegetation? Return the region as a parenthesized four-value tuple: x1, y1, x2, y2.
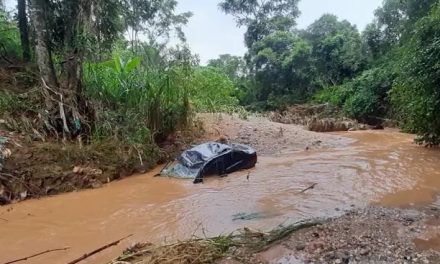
(0, 0, 238, 150)
(188, 67, 239, 112)
(314, 65, 395, 122)
(214, 0, 440, 145)
(0, 10, 21, 63)
(84, 53, 191, 144)
(2, 0, 440, 148)
(391, 3, 440, 146)
(0, 91, 29, 113)
(84, 51, 240, 144)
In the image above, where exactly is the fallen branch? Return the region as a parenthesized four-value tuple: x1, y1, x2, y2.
(67, 234, 133, 264)
(299, 183, 317, 194)
(4, 247, 70, 264)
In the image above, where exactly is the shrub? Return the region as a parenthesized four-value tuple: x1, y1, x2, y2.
(314, 65, 394, 123)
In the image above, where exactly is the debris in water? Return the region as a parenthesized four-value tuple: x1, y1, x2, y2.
(67, 234, 133, 264)
(232, 212, 264, 221)
(299, 183, 318, 194)
(5, 247, 70, 264)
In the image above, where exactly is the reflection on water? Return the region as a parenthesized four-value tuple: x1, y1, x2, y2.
(1, 129, 440, 263)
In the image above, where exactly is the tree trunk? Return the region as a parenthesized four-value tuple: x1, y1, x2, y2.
(17, 0, 31, 62)
(61, 0, 94, 137)
(29, 0, 58, 87)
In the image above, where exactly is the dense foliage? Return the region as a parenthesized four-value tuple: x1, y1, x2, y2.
(84, 54, 189, 143)
(314, 65, 395, 122)
(391, 3, 440, 146)
(188, 67, 239, 112)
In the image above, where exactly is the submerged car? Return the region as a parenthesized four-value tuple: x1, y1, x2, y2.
(160, 142, 257, 183)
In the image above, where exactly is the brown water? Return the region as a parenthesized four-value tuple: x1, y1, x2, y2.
(1, 130, 440, 264)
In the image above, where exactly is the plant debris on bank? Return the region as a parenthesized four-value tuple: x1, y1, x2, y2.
(111, 220, 323, 264)
(112, 207, 440, 264)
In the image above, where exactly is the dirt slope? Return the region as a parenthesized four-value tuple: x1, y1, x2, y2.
(198, 113, 350, 155)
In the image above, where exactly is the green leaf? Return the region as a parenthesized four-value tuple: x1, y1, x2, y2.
(124, 57, 141, 73)
(114, 54, 122, 73)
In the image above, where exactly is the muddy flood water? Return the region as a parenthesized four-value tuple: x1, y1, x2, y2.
(2, 130, 440, 263)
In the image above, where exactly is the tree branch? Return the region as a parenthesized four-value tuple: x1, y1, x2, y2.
(66, 234, 133, 264)
(4, 247, 70, 264)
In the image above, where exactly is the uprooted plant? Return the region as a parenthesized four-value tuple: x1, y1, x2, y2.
(111, 219, 323, 264)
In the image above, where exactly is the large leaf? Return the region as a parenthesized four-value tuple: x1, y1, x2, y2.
(124, 57, 141, 73)
(114, 54, 123, 73)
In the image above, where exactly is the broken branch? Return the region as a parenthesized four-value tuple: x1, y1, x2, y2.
(4, 247, 70, 264)
(299, 183, 317, 194)
(67, 234, 133, 264)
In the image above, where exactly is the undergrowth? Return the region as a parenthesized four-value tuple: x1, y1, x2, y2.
(0, 90, 31, 114)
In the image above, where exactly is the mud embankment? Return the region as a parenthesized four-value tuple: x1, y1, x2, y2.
(0, 129, 194, 205)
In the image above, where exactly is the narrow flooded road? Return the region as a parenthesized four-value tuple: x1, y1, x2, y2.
(1, 129, 440, 264)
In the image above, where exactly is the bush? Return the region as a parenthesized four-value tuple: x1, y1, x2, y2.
(314, 65, 394, 123)
(313, 84, 353, 107)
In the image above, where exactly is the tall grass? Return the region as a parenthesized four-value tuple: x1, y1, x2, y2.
(84, 54, 191, 144)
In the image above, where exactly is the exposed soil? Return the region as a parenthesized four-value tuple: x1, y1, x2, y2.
(0, 108, 360, 205)
(198, 113, 346, 155)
